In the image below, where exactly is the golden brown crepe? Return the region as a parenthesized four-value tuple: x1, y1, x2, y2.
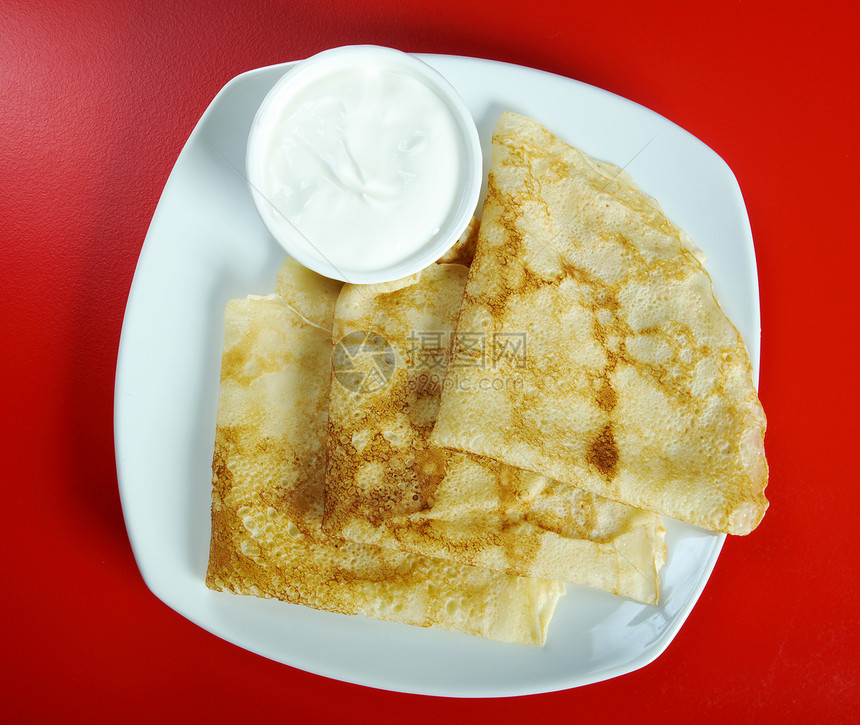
(205, 257, 564, 645)
(436, 216, 480, 266)
(323, 264, 666, 603)
(431, 112, 768, 535)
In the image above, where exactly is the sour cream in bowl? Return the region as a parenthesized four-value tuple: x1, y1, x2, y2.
(246, 45, 482, 284)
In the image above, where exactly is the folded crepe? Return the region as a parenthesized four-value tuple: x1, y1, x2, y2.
(323, 263, 666, 604)
(436, 216, 480, 266)
(431, 112, 768, 535)
(205, 257, 564, 645)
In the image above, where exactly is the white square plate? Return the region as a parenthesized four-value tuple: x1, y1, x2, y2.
(114, 54, 759, 697)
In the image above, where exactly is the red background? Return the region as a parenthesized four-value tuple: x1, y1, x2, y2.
(2, 0, 858, 721)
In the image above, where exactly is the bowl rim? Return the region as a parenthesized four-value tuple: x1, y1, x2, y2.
(244, 44, 483, 284)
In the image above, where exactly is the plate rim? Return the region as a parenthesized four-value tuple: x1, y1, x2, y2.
(114, 53, 756, 697)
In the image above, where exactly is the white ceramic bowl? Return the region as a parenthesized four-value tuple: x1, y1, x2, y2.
(245, 45, 482, 284)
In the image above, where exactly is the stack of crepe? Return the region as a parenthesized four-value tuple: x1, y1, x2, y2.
(323, 264, 666, 604)
(205, 259, 563, 645)
(206, 111, 768, 644)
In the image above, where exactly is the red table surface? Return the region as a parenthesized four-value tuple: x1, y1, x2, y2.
(2, 0, 858, 721)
